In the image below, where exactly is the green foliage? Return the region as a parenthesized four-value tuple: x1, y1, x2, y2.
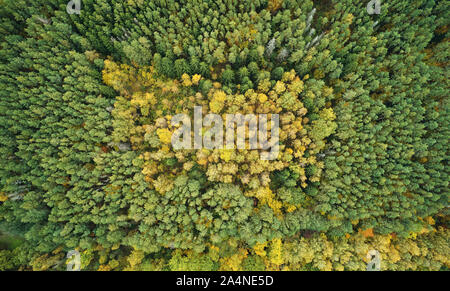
(0, 0, 448, 271)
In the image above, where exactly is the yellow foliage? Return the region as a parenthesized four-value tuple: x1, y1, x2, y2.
(267, 0, 283, 12)
(268, 238, 283, 266)
(209, 90, 227, 113)
(286, 204, 297, 212)
(424, 216, 435, 225)
(103, 60, 136, 95)
(251, 187, 283, 215)
(219, 149, 233, 162)
(98, 265, 112, 271)
(319, 108, 336, 121)
(156, 128, 172, 144)
(181, 73, 192, 86)
(344, 13, 354, 24)
(258, 93, 268, 103)
(192, 74, 202, 85)
(219, 248, 248, 271)
(0, 192, 8, 202)
(153, 174, 174, 194)
(253, 242, 268, 257)
(208, 245, 220, 262)
(273, 81, 286, 94)
(127, 249, 145, 269)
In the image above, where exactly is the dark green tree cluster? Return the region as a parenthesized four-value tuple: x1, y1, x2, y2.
(312, 0, 449, 237)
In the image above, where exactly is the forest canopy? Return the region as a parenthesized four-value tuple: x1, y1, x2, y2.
(0, 0, 448, 271)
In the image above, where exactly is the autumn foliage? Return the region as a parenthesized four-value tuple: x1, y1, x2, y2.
(0, 0, 448, 271)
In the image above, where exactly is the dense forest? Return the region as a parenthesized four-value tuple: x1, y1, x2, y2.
(0, 0, 448, 271)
